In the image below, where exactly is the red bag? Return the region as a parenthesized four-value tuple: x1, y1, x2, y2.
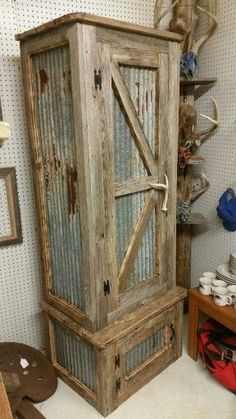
(198, 319, 236, 394)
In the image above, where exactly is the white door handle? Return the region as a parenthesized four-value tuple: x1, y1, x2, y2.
(149, 173, 169, 212)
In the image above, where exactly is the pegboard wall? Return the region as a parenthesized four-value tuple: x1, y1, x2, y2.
(191, 0, 236, 286)
(0, 0, 158, 349)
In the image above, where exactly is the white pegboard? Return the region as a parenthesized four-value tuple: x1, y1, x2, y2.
(191, 0, 236, 285)
(0, 0, 159, 350)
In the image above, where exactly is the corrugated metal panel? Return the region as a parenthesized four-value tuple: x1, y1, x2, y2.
(54, 321, 97, 392)
(32, 46, 84, 310)
(114, 66, 157, 290)
(116, 192, 156, 289)
(113, 66, 156, 183)
(127, 212, 155, 288)
(125, 328, 164, 375)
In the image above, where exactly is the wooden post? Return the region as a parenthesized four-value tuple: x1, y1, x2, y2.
(0, 372, 13, 419)
(176, 224, 191, 310)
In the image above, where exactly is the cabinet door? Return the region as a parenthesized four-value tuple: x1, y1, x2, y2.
(114, 304, 180, 406)
(77, 27, 180, 323)
(107, 42, 179, 315)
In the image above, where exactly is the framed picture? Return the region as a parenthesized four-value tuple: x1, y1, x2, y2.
(0, 167, 22, 246)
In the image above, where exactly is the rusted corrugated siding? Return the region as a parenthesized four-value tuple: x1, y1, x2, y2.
(125, 328, 164, 374)
(113, 66, 156, 183)
(54, 321, 97, 392)
(113, 67, 157, 289)
(32, 46, 84, 310)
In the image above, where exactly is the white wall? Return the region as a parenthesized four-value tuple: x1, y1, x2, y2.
(192, 0, 236, 285)
(0, 0, 156, 349)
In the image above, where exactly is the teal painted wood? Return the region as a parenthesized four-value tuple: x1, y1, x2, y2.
(54, 321, 97, 392)
(125, 328, 164, 374)
(113, 66, 157, 290)
(32, 46, 84, 310)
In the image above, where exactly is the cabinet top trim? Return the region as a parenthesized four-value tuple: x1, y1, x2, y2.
(15, 12, 183, 42)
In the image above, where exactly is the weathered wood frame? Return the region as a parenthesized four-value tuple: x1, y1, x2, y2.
(42, 287, 185, 416)
(0, 167, 22, 246)
(18, 15, 180, 330)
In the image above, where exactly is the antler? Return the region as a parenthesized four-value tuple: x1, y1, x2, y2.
(192, 0, 217, 55)
(154, 0, 180, 28)
(190, 173, 210, 202)
(197, 97, 220, 143)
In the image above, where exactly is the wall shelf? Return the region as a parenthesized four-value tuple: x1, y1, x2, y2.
(177, 213, 208, 225)
(180, 77, 217, 100)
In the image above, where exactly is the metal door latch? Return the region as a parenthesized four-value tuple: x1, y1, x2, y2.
(94, 69, 102, 90)
(149, 173, 169, 212)
(103, 280, 110, 296)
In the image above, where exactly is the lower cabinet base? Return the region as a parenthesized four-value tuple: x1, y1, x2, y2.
(42, 287, 186, 417)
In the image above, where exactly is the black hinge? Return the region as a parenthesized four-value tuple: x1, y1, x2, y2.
(116, 378, 121, 392)
(170, 323, 175, 342)
(115, 354, 120, 368)
(94, 69, 102, 90)
(103, 280, 110, 296)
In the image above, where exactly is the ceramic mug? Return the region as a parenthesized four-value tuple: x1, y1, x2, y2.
(214, 293, 232, 306)
(212, 286, 228, 296)
(203, 272, 216, 280)
(227, 285, 236, 301)
(212, 279, 227, 287)
(199, 277, 213, 295)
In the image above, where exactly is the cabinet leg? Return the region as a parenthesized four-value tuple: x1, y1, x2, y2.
(188, 294, 199, 360)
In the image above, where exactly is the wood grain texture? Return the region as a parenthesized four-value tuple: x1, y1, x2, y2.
(97, 346, 116, 416)
(74, 24, 118, 328)
(176, 224, 191, 291)
(96, 27, 169, 52)
(114, 176, 159, 197)
(67, 24, 98, 328)
(20, 42, 53, 300)
(165, 42, 180, 290)
(112, 47, 160, 68)
(0, 167, 22, 246)
(15, 12, 183, 42)
(0, 372, 13, 419)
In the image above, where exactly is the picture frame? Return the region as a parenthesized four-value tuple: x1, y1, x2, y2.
(0, 167, 22, 246)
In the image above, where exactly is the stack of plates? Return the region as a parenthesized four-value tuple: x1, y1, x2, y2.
(229, 252, 236, 275)
(216, 263, 236, 285)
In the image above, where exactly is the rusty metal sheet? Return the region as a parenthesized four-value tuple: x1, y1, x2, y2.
(113, 66, 157, 290)
(32, 46, 84, 310)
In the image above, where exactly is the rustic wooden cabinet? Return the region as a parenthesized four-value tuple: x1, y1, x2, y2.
(17, 14, 181, 331)
(17, 13, 186, 415)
